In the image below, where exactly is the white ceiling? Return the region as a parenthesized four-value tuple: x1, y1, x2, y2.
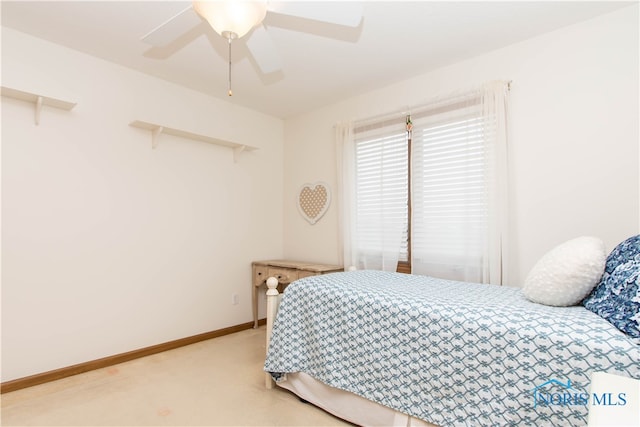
(1, 1, 634, 119)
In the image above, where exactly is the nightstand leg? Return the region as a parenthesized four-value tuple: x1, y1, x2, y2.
(252, 284, 259, 328)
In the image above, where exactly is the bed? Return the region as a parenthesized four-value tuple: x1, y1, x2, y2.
(263, 236, 640, 426)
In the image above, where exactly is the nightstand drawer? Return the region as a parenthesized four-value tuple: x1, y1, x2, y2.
(298, 270, 318, 279)
(267, 268, 299, 284)
(254, 265, 268, 285)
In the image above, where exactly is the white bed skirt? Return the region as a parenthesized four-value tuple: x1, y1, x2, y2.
(277, 372, 438, 427)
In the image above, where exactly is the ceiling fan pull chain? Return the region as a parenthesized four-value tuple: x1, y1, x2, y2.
(227, 36, 233, 97)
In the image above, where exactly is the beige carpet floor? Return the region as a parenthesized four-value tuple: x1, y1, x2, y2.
(1, 327, 352, 426)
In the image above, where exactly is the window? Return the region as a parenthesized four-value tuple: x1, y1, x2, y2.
(341, 83, 508, 283)
(353, 120, 409, 268)
(410, 98, 488, 282)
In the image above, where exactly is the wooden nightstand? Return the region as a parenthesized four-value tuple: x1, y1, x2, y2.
(252, 260, 343, 328)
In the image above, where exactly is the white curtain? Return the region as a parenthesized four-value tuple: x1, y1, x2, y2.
(336, 120, 408, 271)
(411, 81, 509, 284)
(481, 81, 510, 285)
(336, 121, 357, 269)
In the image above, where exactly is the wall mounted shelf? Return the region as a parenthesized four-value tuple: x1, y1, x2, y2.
(1, 86, 76, 125)
(129, 120, 258, 162)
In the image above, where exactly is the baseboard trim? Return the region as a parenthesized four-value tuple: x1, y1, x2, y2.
(1, 318, 267, 394)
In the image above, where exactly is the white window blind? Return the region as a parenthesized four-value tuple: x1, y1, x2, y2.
(351, 95, 489, 280)
(353, 120, 409, 268)
(343, 82, 508, 282)
(411, 97, 487, 282)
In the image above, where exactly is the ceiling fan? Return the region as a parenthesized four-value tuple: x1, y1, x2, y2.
(141, 1, 364, 96)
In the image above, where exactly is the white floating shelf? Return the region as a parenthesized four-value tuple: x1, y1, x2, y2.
(1, 86, 76, 125)
(129, 120, 258, 162)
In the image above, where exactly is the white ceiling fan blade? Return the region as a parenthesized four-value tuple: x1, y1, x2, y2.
(141, 5, 201, 47)
(267, 1, 364, 27)
(246, 25, 282, 74)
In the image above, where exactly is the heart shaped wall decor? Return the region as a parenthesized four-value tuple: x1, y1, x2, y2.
(298, 182, 331, 225)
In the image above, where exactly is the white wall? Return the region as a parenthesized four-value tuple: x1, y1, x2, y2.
(1, 28, 284, 381)
(283, 5, 639, 285)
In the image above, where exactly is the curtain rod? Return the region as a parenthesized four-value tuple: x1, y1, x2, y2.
(354, 97, 480, 133)
(336, 80, 513, 130)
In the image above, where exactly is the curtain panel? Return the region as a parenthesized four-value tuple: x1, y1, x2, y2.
(481, 81, 510, 285)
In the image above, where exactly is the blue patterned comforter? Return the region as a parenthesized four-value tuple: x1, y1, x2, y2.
(264, 270, 639, 426)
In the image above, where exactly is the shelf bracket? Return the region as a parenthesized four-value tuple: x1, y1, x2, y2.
(35, 96, 43, 126)
(151, 126, 164, 149)
(233, 145, 246, 163)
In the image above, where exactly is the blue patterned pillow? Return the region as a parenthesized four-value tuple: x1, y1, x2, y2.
(602, 234, 640, 275)
(583, 235, 640, 339)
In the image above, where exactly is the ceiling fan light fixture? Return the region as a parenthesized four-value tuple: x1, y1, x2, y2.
(193, 1, 268, 39)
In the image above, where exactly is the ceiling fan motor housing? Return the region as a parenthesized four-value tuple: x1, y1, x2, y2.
(192, 1, 268, 39)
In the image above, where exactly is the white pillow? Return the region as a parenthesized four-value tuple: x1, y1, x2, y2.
(522, 236, 606, 307)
